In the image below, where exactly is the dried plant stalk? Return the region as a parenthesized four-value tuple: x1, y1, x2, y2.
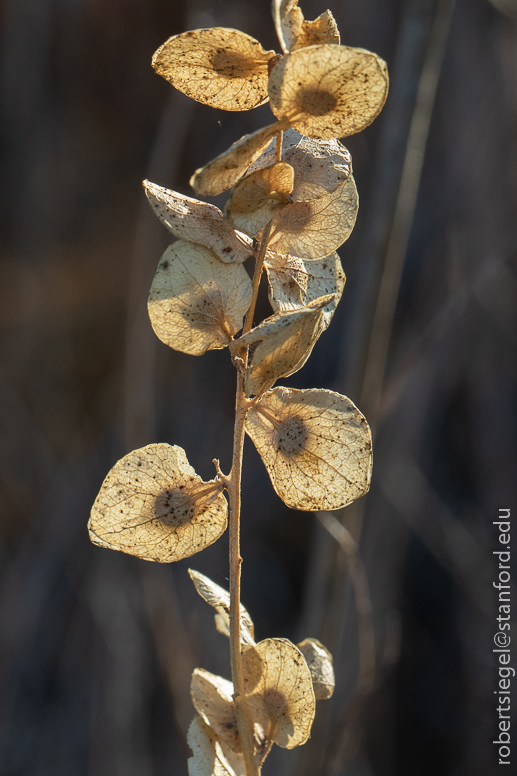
(89, 5, 388, 774)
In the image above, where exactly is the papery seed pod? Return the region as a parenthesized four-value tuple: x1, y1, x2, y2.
(269, 44, 389, 139)
(224, 162, 294, 237)
(242, 637, 316, 748)
(245, 387, 372, 510)
(144, 180, 252, 264)
(148, 240, 252, 355)
(88, 444, 228, 562)
(291, 9, 340, 50)
(190, 122, 288, 197)
(188, 569, 256, 645)
(248, 128, 352, 200)
(272, 0, 304, 53)
(230, 296, 331, 397)
(297, 638, 335, 700)
(266, 175, 358, 260)
(265, 250, 345, 329)
(153, 28, 275, 111)
(187, 716, 245, 776)
(191, 670, 241, 753)
(272, 1, 339, 53)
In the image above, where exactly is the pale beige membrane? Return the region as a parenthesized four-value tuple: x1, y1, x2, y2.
(272, 0, 304, 53)
(264, 250, 345, 329)
(266, 175, 358, 260)
(242, 638, 316, 749)
(269, 44, 389, 139)
(230, 296, 331, 397)
(245, 387, 373, 510)
(191, 670, 241, 753)
(191, 121, 288, 197)
(291, 9, 340, 50)
(248, 128, 352, 200)
(88, 444, 228, 562)
(187, 716, 245, 776)
(297, 638, 335, 700)
(148, 240, 252, 355)
(188, 569, 256, 645)
(224, 162, 294, 237)
(152, 27, 275, 111)
(144, 180, 252, 264)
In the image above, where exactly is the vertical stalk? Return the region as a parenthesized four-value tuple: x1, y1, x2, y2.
(228, 371, 257, 776)
(227, 131, 283, 776)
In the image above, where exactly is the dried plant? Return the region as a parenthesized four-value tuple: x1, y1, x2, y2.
(88, 2, 388, 774)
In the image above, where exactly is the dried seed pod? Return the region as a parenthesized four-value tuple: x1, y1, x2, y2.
(190, 122, 287, 197)
(291, 9, 340, 50)
(148, 240, 252, 355)
(191, 670, 241, 753)
(224, 162, 294, 237)
(242, 637, 316, 748)
(269, 44, 389, 139)
(152, 28, 275, 111)
(272, 0, 304, 53)
(249, 129, 352, 200)
(187, 716, 245, 776)
(297, 638, 335, 700)
(188, 569, 255, 645)
(245, 387, 372, 510)
(88, 444, 228, 562)
(230, 296, 331, 397)
(265, 250, 345, 329)
(267, 175, 358, 260)
(144, 180, 252, 264)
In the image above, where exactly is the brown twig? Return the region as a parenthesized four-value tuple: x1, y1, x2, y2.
(227, 129, 284, 776)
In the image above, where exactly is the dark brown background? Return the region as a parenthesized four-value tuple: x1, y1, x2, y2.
(0, 0, 516, 774)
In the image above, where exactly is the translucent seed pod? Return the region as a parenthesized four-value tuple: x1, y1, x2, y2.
(89, 444, 228, 562)
(153, 27, 275, 111)
(246, 387, 372, 510)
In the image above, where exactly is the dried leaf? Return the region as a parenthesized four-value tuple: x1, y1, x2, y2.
(297, 638, 335, 700)
(249, 129, 352, 200)
(224, 162, 294, 237)
(267, 175, 358, 260)
(88, 444, 228, 562)
(265, 250, 345, 328)
(245, 387, 373, 510)
(273, 1, 339, 53)
(242, 638, 316, 748)
(190, 121, 287, 197)
(292, 10, 340, 50)
(230, 296, 331, 397)
(191, 670, 241, 753)
(152, 28, 275, 111)
(269, 44, 389, 139)
(187, 716, 245, 776)
(272, 0, 304, 53)
(144, 180, 252, 264)
(188, 569, 255, 645)
(148, 240, 252, 355)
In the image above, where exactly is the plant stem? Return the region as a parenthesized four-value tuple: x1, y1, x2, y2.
(243, 220, 273, 336)
(228, 239, 269, 776)
(227, 234, 269, 776)
(228, 370, 258, 776)
(228, 130, 283, 776)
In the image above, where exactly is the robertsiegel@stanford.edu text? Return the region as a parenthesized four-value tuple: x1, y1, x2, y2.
(493, 508, 512, 766)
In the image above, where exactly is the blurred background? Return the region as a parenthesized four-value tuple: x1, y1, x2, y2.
(1, 0, 516, 774)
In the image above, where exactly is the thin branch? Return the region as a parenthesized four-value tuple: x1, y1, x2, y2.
(227, 131, 283, 774)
